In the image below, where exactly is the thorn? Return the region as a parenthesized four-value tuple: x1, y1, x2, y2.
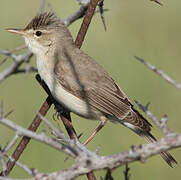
(134, 100, 150, 112)
(98, 0, 107, 31)
(134, 56, 143, 62)
(160, 114, 168, 125)
(162, 114, 168, 119)
(104, 169, 113, 180)
(3, 143, 8, 152)
(124, 164, 131, 180)
(31, 168, 39, 176)
(95, 144, 101, 154)
(0, 57, 8, 66)
(130, 145, 136, 152)
(150, 0, 163, 6)
(41, 128, 46, 135)
(134, 100, 138, 104)
(4, 110, 14, 118)
(140, 157, 146, 163)
(145, 102, 150, 110)
(77, 132, 83, 139)
(64, 155, 70, 162)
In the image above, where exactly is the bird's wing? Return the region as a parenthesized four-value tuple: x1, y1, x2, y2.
(54, 48, 151, 131)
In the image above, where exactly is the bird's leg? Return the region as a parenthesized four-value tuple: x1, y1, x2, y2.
(84, 116, 107, 145)
(53, 101, 78, 140)
(53, 100, 70, 119)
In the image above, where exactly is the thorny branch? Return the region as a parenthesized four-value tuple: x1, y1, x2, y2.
(104, 169, 114, 180)
(135, 56, 181, 91)
(0, 115, 180, 180)
(0, 118, 77, 157)
(6, 156, 34, 176)
(124, 164, 130, 180)
(75, 0, 102, 48)
(63, 1, 89, 26)
(1, 96, 53, 176)
(135, 101, 172, 135)
(150, 0, 163, 6)
(0, 50, 33, 82)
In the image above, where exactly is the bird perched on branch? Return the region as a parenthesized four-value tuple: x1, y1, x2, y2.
(7, 12, 177, 167)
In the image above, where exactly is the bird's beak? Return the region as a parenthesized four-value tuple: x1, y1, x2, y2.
(6, 28, 26, 36)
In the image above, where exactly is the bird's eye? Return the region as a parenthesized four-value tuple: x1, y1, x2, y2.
(35, 31, 42, 37)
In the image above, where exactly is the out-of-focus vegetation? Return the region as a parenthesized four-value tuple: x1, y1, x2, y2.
(0, 0, 180, 179)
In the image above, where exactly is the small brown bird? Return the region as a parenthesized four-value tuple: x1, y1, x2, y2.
(7, 12, 177, 167)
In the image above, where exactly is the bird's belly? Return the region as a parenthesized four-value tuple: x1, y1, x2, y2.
(36, 59, 97, 119)
(53, 83, 95, 119)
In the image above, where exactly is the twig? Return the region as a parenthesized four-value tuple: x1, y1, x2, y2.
(134, 56, 181, 91)
(0, 58, 8, 66)
(124, 164, 130, 180)
(0, 118, 77, 157)
(4, 110, 13, 119)
(75, 0, 102, 48)
(0, 50, 33, 82)
(63, 3, 89, 26)
(0, 151, 7, 175)
(2, 96, 53, 176)
(3, 134, 20, 153)
(0, 114, 180, 180)
(98, 0, 107, 31)
(39, 0, 45, 14)
(7, 156, 34, 176)
(104, 169, 114, 180)
(25, 133, 181, 180)
(37, 113, 66, 140)
(11, 45, 26, 52)
(63, 1, 108, 27)
(150, 0, 163, 6)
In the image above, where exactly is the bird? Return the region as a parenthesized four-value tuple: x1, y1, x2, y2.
(7, 12, 177, 167)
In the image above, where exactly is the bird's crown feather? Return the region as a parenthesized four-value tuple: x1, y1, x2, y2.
(25, 12, 63, 30)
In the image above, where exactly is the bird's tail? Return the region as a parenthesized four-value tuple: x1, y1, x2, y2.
(141, 132, 177, 168)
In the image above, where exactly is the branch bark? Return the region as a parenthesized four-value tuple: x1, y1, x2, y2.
(0, 115, 180, 180)
(135, 56, 181, 91)
(0, 50, 33, 82)
(1, 96, 53, 176)
(32, 133, 181, 180)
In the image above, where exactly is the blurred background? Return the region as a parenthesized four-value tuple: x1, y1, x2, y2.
(0, 0, 180, 179)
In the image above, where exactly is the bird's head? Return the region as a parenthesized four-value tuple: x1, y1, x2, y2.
(7, 12, 73, 56)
